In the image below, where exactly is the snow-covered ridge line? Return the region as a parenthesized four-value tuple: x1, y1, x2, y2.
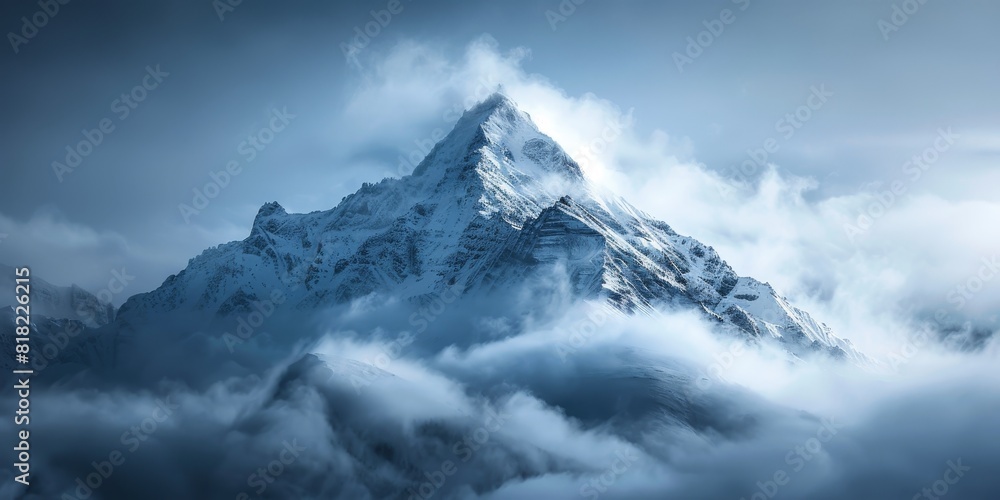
(115, 92, 867, 364)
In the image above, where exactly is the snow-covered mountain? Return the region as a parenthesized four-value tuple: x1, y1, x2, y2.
(0, 266, 117, 373)
(0, 264, 115, 328)
(116, 93, 865, 363)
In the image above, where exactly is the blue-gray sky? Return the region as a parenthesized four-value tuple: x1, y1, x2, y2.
(2, 3, 1000, 497)
(0, 0, 997, 328)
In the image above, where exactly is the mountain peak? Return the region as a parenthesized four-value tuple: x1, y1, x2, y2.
(454, 90, 529, 138)
(410, 92, 584, 189)
(469, 90, 517, 115)
(256, 201, 285, 217)
(250, 201, 287, 236)
(115, 95, 869, 366)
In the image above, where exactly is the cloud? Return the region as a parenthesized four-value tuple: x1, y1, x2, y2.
(0, 207, 251, 306)
(5, 294, 998, 499)
(0, 208, 133, 293)
(339, 36, 1000, 356)
(4, 35, 998, 500)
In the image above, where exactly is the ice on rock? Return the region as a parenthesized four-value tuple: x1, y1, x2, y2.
(114, 92, 869, 364)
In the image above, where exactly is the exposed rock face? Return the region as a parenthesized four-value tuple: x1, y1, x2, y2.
(114, 93, 865, 363)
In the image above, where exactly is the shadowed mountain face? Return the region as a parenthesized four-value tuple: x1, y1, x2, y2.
(114, 93, 865, 364)
(11, 94, 1000, 500)
(0, 266, 117, 372)
(0, 264, 115, 329)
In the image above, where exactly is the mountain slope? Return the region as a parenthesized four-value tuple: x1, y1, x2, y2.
(116, 93, 865, 363)
(0, 266, 118, 373)
(0, 264, 115, 328)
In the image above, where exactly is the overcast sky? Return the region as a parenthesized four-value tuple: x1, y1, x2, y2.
(0, 0, 997, 322)
(3, 3, 1000, 497)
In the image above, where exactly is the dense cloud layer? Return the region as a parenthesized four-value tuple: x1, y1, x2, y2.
(331, 37, 1000, 356)
(2, 7, 998, 497)
(2, 291, 998, 499)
